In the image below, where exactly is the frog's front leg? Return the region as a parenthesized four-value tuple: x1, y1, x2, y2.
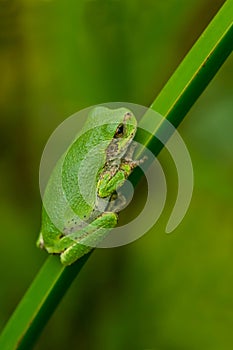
(97, 158, 142, 198)
(60, 212, 117, 266)
(124, 142, 137, 160)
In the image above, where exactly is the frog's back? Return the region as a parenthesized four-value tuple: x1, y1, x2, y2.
(62, 106, 134, 218)
(41, 106, 130, 236)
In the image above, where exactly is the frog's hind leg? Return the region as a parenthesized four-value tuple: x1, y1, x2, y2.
(60, 212, 117, 266)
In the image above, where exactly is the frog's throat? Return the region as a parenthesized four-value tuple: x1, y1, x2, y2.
(106, 138, 133, 162)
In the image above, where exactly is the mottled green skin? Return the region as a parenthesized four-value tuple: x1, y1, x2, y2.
(37, 106, 137, 265)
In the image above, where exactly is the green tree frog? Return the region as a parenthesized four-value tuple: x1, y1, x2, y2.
(37, 106, 140, 266)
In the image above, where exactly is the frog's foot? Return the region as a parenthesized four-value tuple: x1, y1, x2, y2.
(60, 212, 118, 266)
(107, 192, 127, 213)
(36, 232, 45, 249)
(123, 156, 147, 170)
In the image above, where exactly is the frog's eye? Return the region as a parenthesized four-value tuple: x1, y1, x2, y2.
(114, 123, 124, 138)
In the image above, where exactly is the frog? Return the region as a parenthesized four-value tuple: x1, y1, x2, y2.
(37, 106, 141, 266)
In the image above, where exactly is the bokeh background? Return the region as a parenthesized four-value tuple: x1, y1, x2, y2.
(0, 0, 232, 349)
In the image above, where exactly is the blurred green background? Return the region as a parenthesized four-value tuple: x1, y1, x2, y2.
(0, 0, 233, 349)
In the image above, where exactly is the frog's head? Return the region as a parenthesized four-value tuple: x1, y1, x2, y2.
(85, 106, 137, 160)
(106, 107, 137, 160)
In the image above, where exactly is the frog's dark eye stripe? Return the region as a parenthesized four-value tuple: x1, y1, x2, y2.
(114, 123, 124, 138)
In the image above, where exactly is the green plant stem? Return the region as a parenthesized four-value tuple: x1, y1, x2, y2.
(1, 254, 91, 350)
(0, 1, 232, 349)
(136, 0, 233, 155)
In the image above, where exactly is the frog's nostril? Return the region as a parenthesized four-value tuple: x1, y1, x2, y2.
(124, 112, 132, 120)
